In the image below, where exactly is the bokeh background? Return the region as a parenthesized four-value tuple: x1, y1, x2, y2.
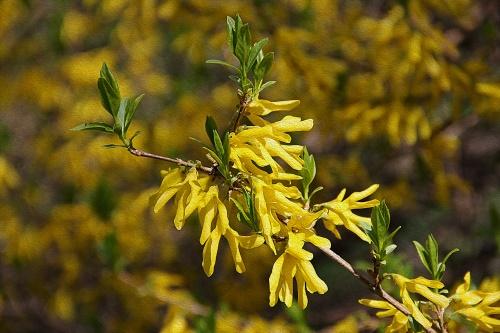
(0, 0, 499, 332)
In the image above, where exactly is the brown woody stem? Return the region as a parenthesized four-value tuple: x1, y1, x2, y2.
(318, 247, 410, 315)
(128, 147, 214, 174)
(318, 246, 439, 333)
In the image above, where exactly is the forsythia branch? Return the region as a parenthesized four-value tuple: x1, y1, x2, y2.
(318, 247, 408, 314)
(128, 147, 215, 174)
(318, 246, 437, 333)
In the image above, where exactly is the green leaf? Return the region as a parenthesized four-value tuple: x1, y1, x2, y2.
(385, 244, 397, 255)
(222, 132, 230, 165)
(71, 122, 114, 133)
(100, 63, 120, 96)
(371, 201, 390, 249)
(205, 116, 219, 146)
(124, 94, 144, 133)
(115, 97, 130, 137)
(426, 234, 439, 277)
(235, 24, 250, 65)
(442, 248, 459, 266)
(248, 38, 268, 70)
(254, 52, 273, 81)
(226, 16, 236, 52)
(206, 59, 238, 71)
(259, 80, 276, 92)
(230, 198, 251, 223)
(213, 129, 225, 158)
(103, 144, 127, 149)
(98, 63, 121, 117)
(203, 147, 223, 166)
(413, 240, 432, 274)
(299, 147, 316, 200)
(308, 186, 323, 201)
(386, 225, 401, 242)
(98, 77, 121, 117)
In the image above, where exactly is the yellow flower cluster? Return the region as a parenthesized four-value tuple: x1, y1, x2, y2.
(450, 272, 500, 332)
(152, 97, 379, 309)
(360, 274, 449, 332)
(360, 272, 500, 332)
(152, 168, 264, 276)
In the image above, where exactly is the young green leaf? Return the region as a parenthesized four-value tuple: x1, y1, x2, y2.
(413, 241, 431, 274)
(248, 38, 268, 70)
(115, 97, 130, 138)
(234, 21, 249, 65)
(413, 234, 459, 280)
(124, 94, 144, 133)
(97, 63, 121, 117)
(205, 116, 219, 146)
(100, 63, 120, 96)
(426, 234, 439, 277)
(299, 147, 316, 201)
(71, 122, 114, 133)
(259, 80, 276, 92)
(254, 52, 273, 81)
(205, 59, 238, 71)
(226, 16, 236, 52)
(97, 77, 121, 117)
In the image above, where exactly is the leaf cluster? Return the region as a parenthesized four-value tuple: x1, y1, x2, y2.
(72, 63, 143, 148)
(367, 201, 401, 263)
(207, 15, 275, 96)
(413, 234, 459, 280)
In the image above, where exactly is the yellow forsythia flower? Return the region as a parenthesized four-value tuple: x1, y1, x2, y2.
(358, 299, 408, 333)
(269, 231, 329, 309)
(230, 115, 313, 179)
(199, 185, 264, 276)
(246, 98, 300, 117)
(450, 272, 500, 332)
(152, 168, 210, 229)
(152, 168, 264, 277)
(391, 274, 450, 329)
(320, 184, 380, 241)
(252, 177, 318, 254)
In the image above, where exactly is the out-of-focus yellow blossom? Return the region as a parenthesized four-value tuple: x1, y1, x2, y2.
(391, 274, 450, 329)
(160, 306, 192, 333)
(215, 310, 295, 333)
(0, 156, 19, 194)
(450, 272, 500, 332)
(480, 276, 500, 293)
(269, 231, 329, 309)
(320, 185, 380, 242)
(476, 82, 500, 100)
(358, 299, 408, 333)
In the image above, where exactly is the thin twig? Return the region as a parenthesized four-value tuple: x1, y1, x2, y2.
(128, 147, 214, 174)
(232, 94, 251, 132)
(436, 305, 448, 333)
(318, 247, 410, 315)
(318, 246, 442, 333)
